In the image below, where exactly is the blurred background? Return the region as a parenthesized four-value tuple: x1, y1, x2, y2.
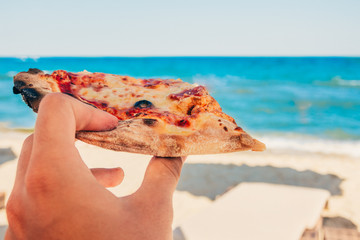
(1, 0, 360, 239)
(1, 0, 359, 144)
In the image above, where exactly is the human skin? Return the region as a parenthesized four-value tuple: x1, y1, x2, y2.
(5, 93, 185, 240)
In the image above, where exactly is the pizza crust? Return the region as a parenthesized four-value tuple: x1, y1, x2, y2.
(76, 116, 265, 156)
(13, 69, 266, 156)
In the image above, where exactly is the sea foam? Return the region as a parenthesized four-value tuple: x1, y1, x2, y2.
(259, 133, 360, 159)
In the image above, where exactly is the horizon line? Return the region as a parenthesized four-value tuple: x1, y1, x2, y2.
(1, 55, 360, 58)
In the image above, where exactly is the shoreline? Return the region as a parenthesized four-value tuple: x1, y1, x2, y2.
(2, 126, 359, 158)
(1, 130, 360, 231)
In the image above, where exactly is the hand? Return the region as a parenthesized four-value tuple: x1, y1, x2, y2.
(5, 93, 185, 240)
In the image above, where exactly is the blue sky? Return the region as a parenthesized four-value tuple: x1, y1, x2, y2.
(0, 0, 359, 56)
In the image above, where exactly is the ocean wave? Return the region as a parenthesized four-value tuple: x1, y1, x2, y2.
(6, 71, 18, 77)
(192, 74, 230, 88)
(192, 74, 247, 93)
(314, 76, 360, 88)
(16, 56, 40, 62)
(258, 133, 360, 159)
(0, 72, 16, 80)
(1, 70, 52, 80)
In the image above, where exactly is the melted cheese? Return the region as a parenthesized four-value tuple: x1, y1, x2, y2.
(76, 73, 196, 113)
(45, 70, 225, 135)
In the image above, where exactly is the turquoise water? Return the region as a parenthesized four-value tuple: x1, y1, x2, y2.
(1, 57, 359, 141)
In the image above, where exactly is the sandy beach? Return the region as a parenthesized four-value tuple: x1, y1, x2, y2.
(1, 130, 360, 238)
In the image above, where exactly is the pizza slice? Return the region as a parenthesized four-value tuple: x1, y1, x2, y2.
(13, 68, 265, 156)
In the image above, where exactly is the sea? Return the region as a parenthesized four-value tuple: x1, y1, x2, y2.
(1, 57, 359, 157)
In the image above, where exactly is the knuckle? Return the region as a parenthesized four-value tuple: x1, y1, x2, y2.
(6, 194, 25, 229)
(22, 135, 34, 148)
(6, 190, 55, 236)
(24, 172, 55, 196)
(41, 92, 62, 102)
(159, 157, 183, 180)
(40, 93, 69, 110)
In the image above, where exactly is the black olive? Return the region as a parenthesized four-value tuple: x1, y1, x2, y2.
(134, 100, 153, 109)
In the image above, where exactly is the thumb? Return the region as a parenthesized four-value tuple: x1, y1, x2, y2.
(90, 167, 124, 188)
(135, 156, 186, 200)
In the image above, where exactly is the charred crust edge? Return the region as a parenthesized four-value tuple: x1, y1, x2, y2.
(14, 80, 26, 89)
(143, 118, 158, 127)
(27, 68, 43, 74)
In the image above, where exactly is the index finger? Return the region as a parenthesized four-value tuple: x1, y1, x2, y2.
(34, 93, 118, 151)
(28, 93, 118, 178)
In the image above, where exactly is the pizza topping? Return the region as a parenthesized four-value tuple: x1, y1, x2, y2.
(134, 100, 153, 109)
(177, 119, 190, 127)
(40, 70, 240, 129)
(234, 126, 243, 131)
(168, 86, 207, 101)
(80, 97, 109, 108)
(51, 70, 72, 94)
(142, 78, 181, 89)
(142, 79, 164, 88)
(187, 105, 196, 115)
(48, 70, 108, 94)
